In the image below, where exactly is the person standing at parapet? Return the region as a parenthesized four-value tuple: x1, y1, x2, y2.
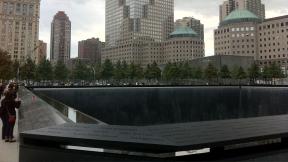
(1, 91, 20, 142)
(0, 94, 6, 140)
(0, 82, 6, 97)
(7, 83, 18, 99)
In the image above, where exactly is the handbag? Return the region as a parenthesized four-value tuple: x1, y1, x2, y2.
(5, 103, 16, 124)
(8, 115, 16, 124)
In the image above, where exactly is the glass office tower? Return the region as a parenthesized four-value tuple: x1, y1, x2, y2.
(105, 0, 174, 47)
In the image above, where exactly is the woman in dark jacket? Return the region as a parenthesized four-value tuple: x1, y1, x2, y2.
(0, 83, 3, 96)
(8, 83, 17, 99)
(0, 102, 7, 140)
(1, 91, 18, 142)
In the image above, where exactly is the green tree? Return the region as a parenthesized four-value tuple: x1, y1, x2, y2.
(270, 62, 283, 79)
(72, 60, 90, 80)
(0, 50, 13, 80)
(21, 58, 36, 81)
(121, 60, 129, 79)
(236, 67, 247, 79)
(134, 64, 144, 80)
(127, 62, 144, 80)
(144, 64, 151, 80)
(102, 59, 114, 80)
(231, 66, 239, 79)
(204, 63, 218, 80)
(54, 61, 69, 81)
(193, 67, 203, 79)
(269, 62, 284, 85)
(114, 60, 124, 80)
(145, 62, 161, 80)
(150, 62, 162, 80)
(262, 65, 272, 82)
(248, 63, 260, 84)
(163, 63, 179, 80)
(179, 62, 192, 79)
(163, 62, 172, 80)
(219, 65, 231, 79)
(127, 62, 136, 80)
(36, 59, 53, 81)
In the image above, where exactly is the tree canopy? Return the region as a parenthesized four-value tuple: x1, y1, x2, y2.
(54, 61, 69, 81)
(21, 58, 36, 81)
(236, 67, 247, 79)
(248, 63, 260, 83)
(204, 63, 218, 80)
(102, 59, 114, 80)
(72, 60, 90, 80)
(0, 50, 13, 80)
(219, 65, 231, 79)
(163, 62, 179, 80)
(0, 54, 285, 86)
(145, 62, 161, 80)
(36, 59, 53, 81)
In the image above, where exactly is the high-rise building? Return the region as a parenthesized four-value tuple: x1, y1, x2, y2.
(214, 9, 260, 58)
(36, 40, 47, 64)
(105, 0, 174, 48)
(164, 27, 205, 64)
(257, 15, 288, 73)
(219, 0, 265, 22)
(0, 0, 40, 63)
(215, 8, 288, 73)
(66, 58, 91, 70)
(78, 38, 104, 63)
(104, 0, 174, 65)
(246, 0, 265, 21)
(175, 17, 204, 40)
(220, 0, 237, 22)
(104, 26, 205, 66)
(50, 11, 71, 64)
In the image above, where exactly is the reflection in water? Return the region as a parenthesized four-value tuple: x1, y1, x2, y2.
(68, 108, 77, 123)
(34, 91, 105, 124)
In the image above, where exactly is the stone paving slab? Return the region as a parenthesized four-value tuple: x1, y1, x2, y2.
(0, 112, 19, 162)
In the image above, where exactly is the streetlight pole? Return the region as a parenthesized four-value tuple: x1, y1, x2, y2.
(92, 67, 96, 82)
(17, 62, 20, 82)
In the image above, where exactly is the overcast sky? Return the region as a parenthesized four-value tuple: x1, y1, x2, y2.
(40, 0, 288, 58)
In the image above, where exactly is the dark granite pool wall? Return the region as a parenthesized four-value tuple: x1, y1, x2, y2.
(33, 87, 288, 126)
(18, 87, 71, 132)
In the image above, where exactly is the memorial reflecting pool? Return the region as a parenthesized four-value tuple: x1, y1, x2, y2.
(33, 86, 288, 126)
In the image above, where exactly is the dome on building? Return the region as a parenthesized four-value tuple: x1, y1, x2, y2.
(221, 9, 261, 26)
(170, 26, 198, 38)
